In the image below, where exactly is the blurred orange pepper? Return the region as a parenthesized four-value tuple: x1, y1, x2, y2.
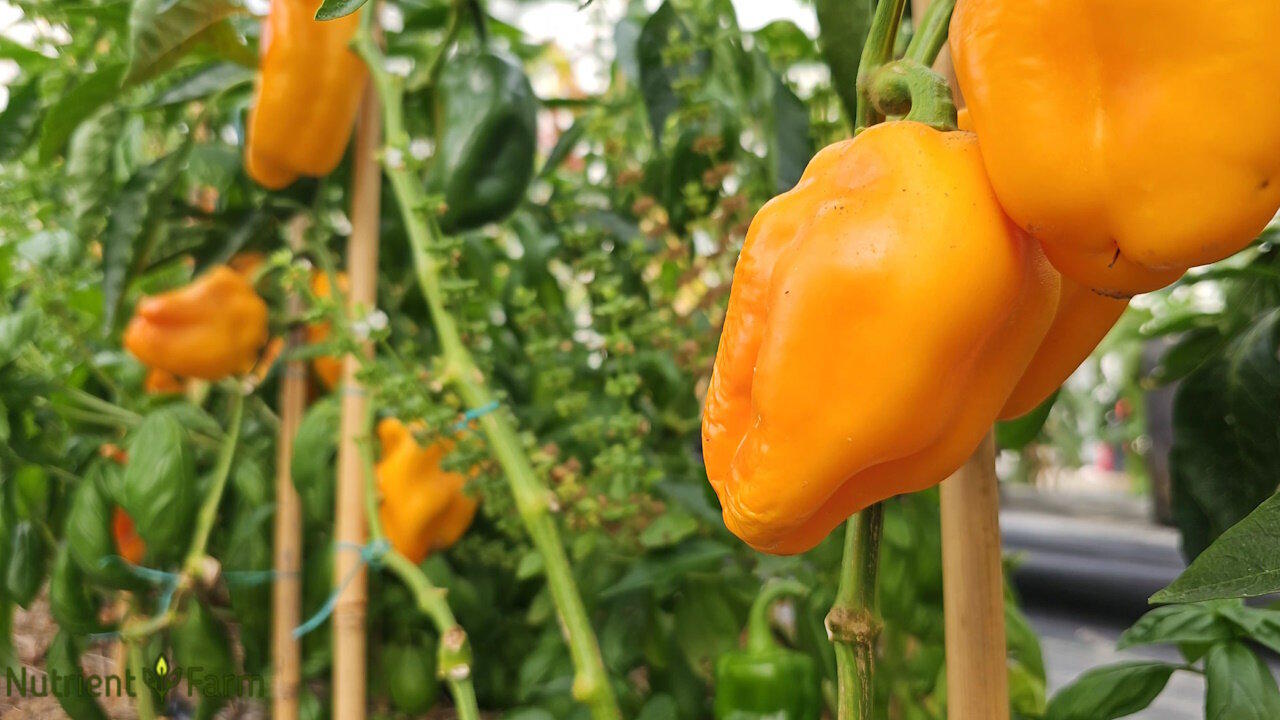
(376, 418, 477, 564)
(308, 271, 349, 389)
(143, 367, 185, 395)
(124, 266, 269, 381)
(702, 122, 1058, 554)
(112, 507, 146, 565)
(244, 0, 367, 189)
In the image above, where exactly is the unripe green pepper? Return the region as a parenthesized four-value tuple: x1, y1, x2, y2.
(431, 49, 538, 234)
(383, 641, 440, 714)
(172, 599, 235, 720)
(713, 580, 822, 720)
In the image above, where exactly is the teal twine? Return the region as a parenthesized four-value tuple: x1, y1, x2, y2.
(84, 562, 279, 642)
(292, 539, 391, 639)
(452, 400, 499, 431)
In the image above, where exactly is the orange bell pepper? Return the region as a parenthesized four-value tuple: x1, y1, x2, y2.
(951, 0, 1280, 296)
(376, 418, 477, 564)
(124, 266, 269, 380)
(244, 0, 367, 189)
(703, 122, 1058, 554)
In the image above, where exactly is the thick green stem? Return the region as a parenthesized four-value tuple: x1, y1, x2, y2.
(127, 640, 158, 720)
(183, 390, 245, 577)
(854, 0, 908, 130)
(826, 504, 885, 720)
(903, 0, 955, 67)
(352, 22, 621, 720)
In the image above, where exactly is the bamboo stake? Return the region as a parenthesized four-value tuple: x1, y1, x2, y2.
(332, 83, 382, 720)
(271, 216, 309, 720)
(939, 433, 1008, 720)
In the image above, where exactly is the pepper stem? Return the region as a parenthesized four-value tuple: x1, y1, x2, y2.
(865, 59, 957, 130)
(746, 579, 809, 654)
(827, 503, 885, 720)
(854, 0, 908, 129)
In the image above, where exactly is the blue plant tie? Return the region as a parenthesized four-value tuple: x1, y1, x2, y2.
(292, 538, 391, 639)
(452, 400, 500, 431)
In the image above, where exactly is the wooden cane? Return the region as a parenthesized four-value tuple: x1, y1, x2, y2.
(271, 216, 310, 720)
(332, 82, 382, 720)
(940, 433, 1009, 720)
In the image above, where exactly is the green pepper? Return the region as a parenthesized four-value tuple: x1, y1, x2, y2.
(383, 640, 440, 714)
(713, 580, 822, 720)
(431, 49, 538, 234)
(172, 599, 236, 720)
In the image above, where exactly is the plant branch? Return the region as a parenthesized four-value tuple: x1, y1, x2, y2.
(183, 389, 245, 577)
(903, 0, 955, 67)
(826, 504, 885, 720)
(854, 0, 908, 130)
(352, 23, 621, 720)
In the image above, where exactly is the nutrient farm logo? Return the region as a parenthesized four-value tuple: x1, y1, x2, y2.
(5, 654, 264, 702)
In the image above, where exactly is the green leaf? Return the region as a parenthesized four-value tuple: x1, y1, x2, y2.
(1149, 326, 1229, 386)
(1214, 603, 1280, 655)
(1046, 661, 1176, 720)
(997, 391, 1059, 450)
(65, 109, 123, 233)
(1204, 642, 1280, 720)
(601, 539, 731, 599)
(815, 0, 873, 124)
(767, 72, 812, 194)
(315, 0, 367, 21)
(637, 694, 680, 720)
(639, 510, 698, 548)
(292, 397, 340, 524)
(64, 470, 147, 591)
(1009, 660, 1047, 718)
(102, 151, 185, 332)
(49, 544, 104, 636)
(539, 119, 584, 178)
(1168, 310, 1280, 559)
(37, 62, 126, 162)
(637, 2, 708, 142)
(0, 37, 52, 65)
(148, 62, 253, 108)
(673, 580, 740, 679)
(1117, 603, 1234, 649)
(0, 80, 43, 161)
(1153, 492, 1280, 603)
(0, 307, 38, 366)
(45, 630, 109, 720)
(224, 506, 271, 674)
(5, 521, 48, 608)
(127, 0, 240, 83)
(120, 410, 196, 558)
